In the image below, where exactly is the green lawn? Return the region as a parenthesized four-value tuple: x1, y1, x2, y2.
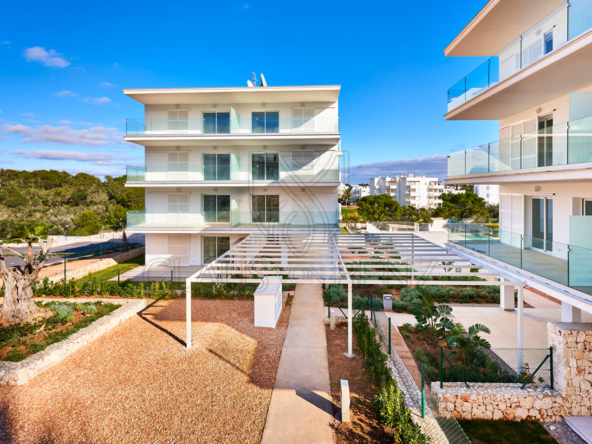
(459, 420, 557, 444)
(74, 256, 145, 286)
(340, 226, 348, 233)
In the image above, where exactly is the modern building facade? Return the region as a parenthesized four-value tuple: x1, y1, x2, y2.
(444, 0, 592, 319)
(123, 83, 341, 267)
(350, 185, 370, 201)
(474, 184, 500, 206)
(369, 174, 443, 209)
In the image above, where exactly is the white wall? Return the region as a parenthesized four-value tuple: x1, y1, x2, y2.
(475, 185, 500, 205)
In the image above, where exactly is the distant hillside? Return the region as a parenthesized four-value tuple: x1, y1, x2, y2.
(0, 169, 144, 238)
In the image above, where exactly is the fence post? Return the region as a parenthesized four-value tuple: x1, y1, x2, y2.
(440, 346, 444, 389)
(328, 294, 331, 319)
(100, 245, 103, 261)
(171, 270, 174, 290)
(371, 295, 373, 321)
(421, 364, 426, 419)
(388, 317, 392, 355)
(550, 346, 554, 390)
(63, 258, 66, 284)
(118, 269, 120, 285)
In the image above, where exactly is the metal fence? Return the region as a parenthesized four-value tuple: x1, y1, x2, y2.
(374, 312, 472, 444)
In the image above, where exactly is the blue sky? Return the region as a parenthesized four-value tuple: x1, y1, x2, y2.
(0, 0, 497, 183)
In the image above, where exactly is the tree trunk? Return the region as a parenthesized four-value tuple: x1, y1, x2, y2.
(1, 267, 43, 324)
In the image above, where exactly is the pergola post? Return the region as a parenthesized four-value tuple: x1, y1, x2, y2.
(186, 278, 192, 349)
(517, 284, 524, 369)
(500, 278, 515, 311)
(347, 282, 353, 357)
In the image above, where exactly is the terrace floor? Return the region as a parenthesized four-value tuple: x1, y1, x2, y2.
(0, 298, 290, 443)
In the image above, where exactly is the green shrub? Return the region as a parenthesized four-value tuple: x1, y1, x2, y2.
(447, 287, 458, 298)
(400, 287, 420, 304)
(459, 288, 478, 301)
(352, 295, 365, 309)
(52, 304, 74, 322)
(393, 299, 407, 313)
(82, 303, 97, 314)
(326, 284, 347, 303)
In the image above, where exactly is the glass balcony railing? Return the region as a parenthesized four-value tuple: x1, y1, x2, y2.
(127, 210, 339, 229)
(447, 1, 592, 112)
(125, 115, 339, 136)
(448, 115, 592, 176)
(126, 163, 340, 182)
(447, 222, 592, 296)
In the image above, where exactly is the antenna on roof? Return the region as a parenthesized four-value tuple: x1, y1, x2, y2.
(245, 72, 257, 87)
(260, 73, 267, 87)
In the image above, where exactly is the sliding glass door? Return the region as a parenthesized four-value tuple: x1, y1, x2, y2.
(251, 153, 279, 180)
(252, 195, 279, 223)
(532, 197, 553, 251)
(203, 236, 230, 263)
(204, 154, 230, 180)
(204, 195, 230, 223)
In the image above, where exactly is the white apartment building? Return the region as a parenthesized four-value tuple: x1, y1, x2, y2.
(350, 184, 369, 201)
(445, 0, 592, 320)
(474, 184, 499, 206)
(123, 82, 341, 267)
(369, 174, 443, 209)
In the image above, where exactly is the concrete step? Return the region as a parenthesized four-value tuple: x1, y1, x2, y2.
(565, 417, 592, 444)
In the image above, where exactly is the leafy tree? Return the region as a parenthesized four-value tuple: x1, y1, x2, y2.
(72, 211, 102, 236)
(433, 189, 488, 220)
(446, 323, 492, 366)
(0, 225, 53, 323)
(487, 203, 499, 221)
(410, 290, 454, 346)
(357, 194, 402, 221)
(341, 184, 352, 205)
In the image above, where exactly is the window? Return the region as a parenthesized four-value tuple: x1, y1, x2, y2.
(203, 154, 230, 180)
(252, 112, 279, 133)
(168, 194, 189, 213)
(544, 29, 553, 55)
(252, 195, 279, 223)
(203, 112, 230, 134)
(292, 108, 314, 132)
(203, 236, 230, 264)
(168, 152, 189, 179)
(167, 234, 190, 266)
(168, 110, 189, 132)
(251, 153, 279, 180)
(204, 195, 230, 223)
(584, 200, 592, 216)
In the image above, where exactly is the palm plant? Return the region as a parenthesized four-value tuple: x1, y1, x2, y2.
(445, 323, 491, 365)
(410, 289, 454, 346)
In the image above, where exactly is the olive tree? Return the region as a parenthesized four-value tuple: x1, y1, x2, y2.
(0, 225, 53, 324)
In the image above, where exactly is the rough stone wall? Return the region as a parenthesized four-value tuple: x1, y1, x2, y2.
(43, 247, 145, 284)
(548, 322, 592, 416)
(435, 383, 564, 422)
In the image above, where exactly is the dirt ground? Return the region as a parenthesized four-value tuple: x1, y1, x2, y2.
(0, 298, 290, 444)
(325, 324, 392, 443)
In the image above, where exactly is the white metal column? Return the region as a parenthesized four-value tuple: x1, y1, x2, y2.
(517, 284, 524, 369)
(500, 278, 515, 311)
(186, 278, 192, 349)
(347, 282, 353, 357)
(561, 301, 582, 322)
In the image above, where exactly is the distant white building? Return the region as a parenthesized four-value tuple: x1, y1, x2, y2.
(474, 184, 499, 206)
(338, 183, 347, 199)
(443, 186, 466, 195)
(351, 185, 369, 201)
(369, 174, 443, 209)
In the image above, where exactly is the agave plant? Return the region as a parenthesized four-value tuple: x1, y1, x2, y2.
(410, 289, 454, 347)
(446, 322, 492, 366)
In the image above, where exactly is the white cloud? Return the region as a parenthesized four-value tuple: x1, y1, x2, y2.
(2, 123, 124, 146)
(98, 82, 114, 87)
(52, 90, 77, 98)
(58, 119, 93, 126)
(11, 149, 132, 166)
(1, 41, 9, 45)
(346, 154, 449, 184)
(23, 47, 70, 68)
(84, 96, 112, 105)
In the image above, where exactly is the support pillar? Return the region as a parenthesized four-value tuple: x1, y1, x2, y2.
(186, 278, 192, 349)
(517, 284, 524, 369)
(500, 278, 515, 311)
(561, 301, 582, 323)
(346, 282, 353, 357)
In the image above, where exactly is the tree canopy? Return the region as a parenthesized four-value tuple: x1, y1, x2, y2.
(433, 189, 489, 220)
(357, 194, 402, 221)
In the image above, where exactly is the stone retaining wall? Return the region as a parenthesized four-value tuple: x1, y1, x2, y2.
(0, 298, 146, 385)
(548, 322, 592, 416)
(434, 382, 564, 422)
(43, 247, 145, 284)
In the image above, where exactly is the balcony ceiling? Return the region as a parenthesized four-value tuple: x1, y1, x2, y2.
(124, 134, 341, 147)
(445, 0, 565, 57)
(445, 31, 592, 120)
(124, 85, 340, 105)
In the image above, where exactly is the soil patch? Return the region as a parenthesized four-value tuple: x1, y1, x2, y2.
(325, 324, 393, 443)
(459, 419, 558, 443)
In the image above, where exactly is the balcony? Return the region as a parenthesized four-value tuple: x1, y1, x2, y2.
(447, 115, 592, 178)
(447, 2, 592, 115)
(126, 161, 340, 183)
(127, 210, 339, 230)
(448, 222, 592, 296)
(125, 115, 339, 136)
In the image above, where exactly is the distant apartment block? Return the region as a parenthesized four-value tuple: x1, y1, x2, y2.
(369, 174, 443, 209)
(351, 185, 369, 201)
(123, 82, 341, 267)
(474, 184, 499, 206)
(444, 0, 592, 318)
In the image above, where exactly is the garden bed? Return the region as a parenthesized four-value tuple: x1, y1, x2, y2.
(325, 323, 393, 443)
(458, 419, 558, 443)
(1, 301, 119, 361)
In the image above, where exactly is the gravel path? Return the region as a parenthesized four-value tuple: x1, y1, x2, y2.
(0, 298, 290, 443)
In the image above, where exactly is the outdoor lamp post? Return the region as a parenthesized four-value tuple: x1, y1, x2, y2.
(65, 224, 69, 241)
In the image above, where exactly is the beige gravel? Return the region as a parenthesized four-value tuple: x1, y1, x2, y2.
(0, 298, 290, 443)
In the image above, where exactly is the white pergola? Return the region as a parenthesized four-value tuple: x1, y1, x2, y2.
(186, 232, 525, 356)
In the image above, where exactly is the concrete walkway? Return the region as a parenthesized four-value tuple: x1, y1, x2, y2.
(261, 283, 334, 444)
